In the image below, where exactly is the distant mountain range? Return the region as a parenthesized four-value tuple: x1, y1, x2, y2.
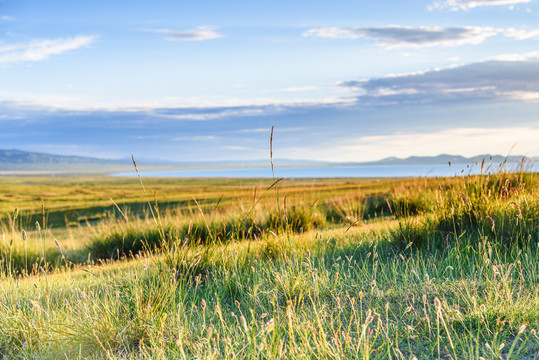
(0, 149, 130, 174)
(355, 154, 533, 166)
(0, 149, 124, 165)
(0, 149, 535, 175)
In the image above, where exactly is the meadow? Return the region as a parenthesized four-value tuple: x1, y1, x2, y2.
(0, 168, 538, 359)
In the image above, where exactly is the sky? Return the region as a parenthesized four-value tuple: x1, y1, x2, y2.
(1, 0, 539, 162)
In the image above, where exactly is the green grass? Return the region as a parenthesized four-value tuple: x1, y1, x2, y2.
(0, 171, 538, 359)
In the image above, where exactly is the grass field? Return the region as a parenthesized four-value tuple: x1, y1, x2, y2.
(0, 169, 538, 359)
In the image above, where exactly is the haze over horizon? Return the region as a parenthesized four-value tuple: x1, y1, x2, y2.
(1, 0, 539, 162)
(0, 148, 535, 166)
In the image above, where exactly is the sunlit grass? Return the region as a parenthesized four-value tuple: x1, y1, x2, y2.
(0, 171, 537, 358)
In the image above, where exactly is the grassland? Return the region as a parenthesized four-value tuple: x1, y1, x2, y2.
(0, 170, 538, 359)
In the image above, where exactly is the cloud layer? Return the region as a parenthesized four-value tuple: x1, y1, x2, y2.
(143, 26, 223, 41)
(1, 94, 538, 162)
(0, 36, 97, 65)
(341, 56, 539, 104)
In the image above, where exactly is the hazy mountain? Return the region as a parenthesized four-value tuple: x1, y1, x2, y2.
(0, 150, 324, 174)
(0, 149, 535, 175)
(0, 149, 124, 165)
(0, 149, 131, 173)
(0, 150, 323, 170)
(357, 154, 532, 166)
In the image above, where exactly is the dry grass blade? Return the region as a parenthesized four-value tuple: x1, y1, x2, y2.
(268, 125, 284, 232)
(131, 155, 164, 238)
(270, 125, 274, 176)
(193, 197, 215, 243)
(344, 220, 358, 234)
(266, 178, 284, 191)
(110, 198, 128, 222)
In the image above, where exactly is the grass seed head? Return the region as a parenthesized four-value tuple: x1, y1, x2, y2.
(201, 299, 206, 311)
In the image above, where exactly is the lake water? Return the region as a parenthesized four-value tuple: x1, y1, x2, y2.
(111, 162, 538, 178)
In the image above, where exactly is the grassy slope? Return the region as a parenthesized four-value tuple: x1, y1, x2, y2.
(0, 173, 538, 359)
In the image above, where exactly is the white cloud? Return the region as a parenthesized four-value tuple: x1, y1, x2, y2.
(505, 90, 539, 101)
(304, 27, 362, 39)
(303, 26, 500, 48)
(235, 128, 270, 133)
(0, 93, 90, 111)
(503, 28, 539, 39)
(236, 127, 305, 134)
(1, 90, 354, 114)
(371, 88, 419, 96)
(172, 135, 218, 141)
(304, 25, 539, 48)
(492, 50, 539, 61)
(142, 26, 223, 41)
(0, 35, 97, 65)
(0, 15, 14, 21)
(341, 127, 539, 161)
(222, 145, 249, 151)
(155, 108, 265, 121)
(430, 0, 533, 10)
(280, 86, 319, 92)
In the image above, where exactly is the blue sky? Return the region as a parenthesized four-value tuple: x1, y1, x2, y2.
(1, 0, 539, 162)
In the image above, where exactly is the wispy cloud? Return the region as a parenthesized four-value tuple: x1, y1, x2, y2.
(430, 0, 533, 11)
(303, 25, 539, 48)
(0, 35, 97, 65)
(142, 26, 223, 41)
(0, 15, 14, 21)
(341, 55, 539, 104)
(155, 108, 266, 121)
